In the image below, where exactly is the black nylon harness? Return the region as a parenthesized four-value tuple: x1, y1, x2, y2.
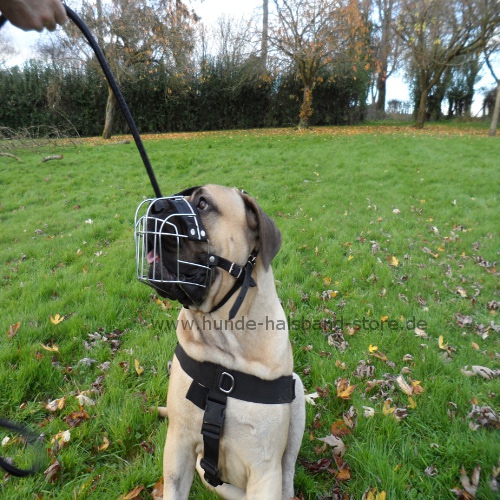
(174, 343, 296, 487)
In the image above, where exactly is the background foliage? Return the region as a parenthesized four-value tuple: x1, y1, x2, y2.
(0, 57, 369, 135)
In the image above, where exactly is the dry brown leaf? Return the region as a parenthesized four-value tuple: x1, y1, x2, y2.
(7, 322, 21, 338)
(121, 485, 145, 500)
(330, 420, 352, 437)
(151, 477, 164, 499)
(317, 434, 346, 457)
(336, 378, 356, 399)
(44, 459, 62, 483)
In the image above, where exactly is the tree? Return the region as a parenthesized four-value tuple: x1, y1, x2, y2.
(40, 0, 197, 139)
(0, 31, 17, 66)
(372, 0, 402, 115)
(261, 0, 269, 70)
(483, 28, 500, 136)
(269, 0, 369, 128)
(396, 0, 500, 129)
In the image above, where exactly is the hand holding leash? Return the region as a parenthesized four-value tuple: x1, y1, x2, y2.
(0, 0, 67, 32)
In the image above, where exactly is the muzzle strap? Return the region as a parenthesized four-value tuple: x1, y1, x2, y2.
(209, 252, 258, 320)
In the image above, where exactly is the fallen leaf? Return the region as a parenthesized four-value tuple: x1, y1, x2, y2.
(369, 344, 378, 353)
(414, 327, 429, 338)
(76, 394, 95, 406)
(330, 420, 352, 437)
(343, 406, 358, 429)
(44, 459, 62, 483)
(451, 465, 481, 499)
(304, 392, 319, 406)
(396, 375, 413, 396)
(151, 477, 163, 500)
(456, 287, 468, 298)
(425, 465, 439, 477)
(51, 430, 71, 449)
(390, 255, 399, 267)
(383, 399, 395, 416)
(439, 335, 448, 349)
(362, 487, 387, 500)
(363, 406, 375, 418)
(134, 359, 144, 375)
(98, 436, 110, 452)
(335, 459, 351, 481)
(40, 343, 59, 353)
(121, 485, 145, 500)
(64, 410, 89, 428)
(7, 322, 21, 338)
(299, 457, 334, 475)
(461, 366, 500, 380)
(336, 378, 356, 399)
(45, 396, 66, 412)
(317, 434, 346, 456)
(50, 314, 64, 325)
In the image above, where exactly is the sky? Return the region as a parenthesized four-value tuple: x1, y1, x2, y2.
(1, 0, 497, 115)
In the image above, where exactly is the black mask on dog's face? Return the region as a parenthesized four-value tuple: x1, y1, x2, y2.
(135, 187, 213, 307)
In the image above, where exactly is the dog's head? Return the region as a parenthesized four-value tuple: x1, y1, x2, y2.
(135, 185, 281, 308)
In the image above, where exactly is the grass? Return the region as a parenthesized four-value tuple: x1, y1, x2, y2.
(0, 124, 499, 499)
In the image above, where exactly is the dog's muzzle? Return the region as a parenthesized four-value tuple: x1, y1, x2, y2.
(134, 190, 213, 306)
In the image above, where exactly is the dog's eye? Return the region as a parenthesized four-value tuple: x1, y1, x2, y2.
(197, 197, 208, 211)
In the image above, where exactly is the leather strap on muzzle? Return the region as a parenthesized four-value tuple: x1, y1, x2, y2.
(208, 251, 258, 320)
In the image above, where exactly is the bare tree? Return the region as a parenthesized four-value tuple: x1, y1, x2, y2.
(39, 0, 197, 139)
(261, 0, 269, 70)
(269, 0, 368, 128)
(0, 31, 17, 66)
(396, 0, 500, 129)
(484, 36, 500, 136)
(372, 0, 402, 114)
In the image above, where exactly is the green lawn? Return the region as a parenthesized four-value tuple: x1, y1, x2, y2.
(1, 124, 499, 499)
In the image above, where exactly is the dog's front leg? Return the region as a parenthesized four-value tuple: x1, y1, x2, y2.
(162, 425, 197, 499)
(246, 467, 283, 500)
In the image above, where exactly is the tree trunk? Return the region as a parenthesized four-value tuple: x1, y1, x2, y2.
(299, 84, 313, 129)
(261, 0, 268, 71)
(415, 85, 429, 129)
(488, 83, 500, 137)
(102, 85, 117, 140)
(376, 71, 387, 116)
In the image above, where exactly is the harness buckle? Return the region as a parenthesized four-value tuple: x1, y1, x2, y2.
(218, 372, 235, 394)
(200, 458, 223, 487)
(201, 398, 226, 440)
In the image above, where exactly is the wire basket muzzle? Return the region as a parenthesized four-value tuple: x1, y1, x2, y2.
(134, 197, 213, 302)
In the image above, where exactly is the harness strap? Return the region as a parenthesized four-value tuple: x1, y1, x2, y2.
(174, 343, 296, 487)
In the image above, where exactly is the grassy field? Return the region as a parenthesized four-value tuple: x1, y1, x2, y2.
(1, 124, 499, 499)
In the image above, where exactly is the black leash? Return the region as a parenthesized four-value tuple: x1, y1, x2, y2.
(0, 4, 164, 477)
(0, 5, 162, 198)
(0, 419, 43, 477)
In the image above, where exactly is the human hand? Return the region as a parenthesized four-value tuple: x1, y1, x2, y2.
(0, 0, 67, 32)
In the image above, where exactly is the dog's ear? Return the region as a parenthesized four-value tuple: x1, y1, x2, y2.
(240, 191, 281, 269)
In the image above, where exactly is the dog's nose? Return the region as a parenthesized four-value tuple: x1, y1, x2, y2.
(151, 199, 169, 215)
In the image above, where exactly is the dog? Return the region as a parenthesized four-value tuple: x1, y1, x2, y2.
(136, 185, 305, 499)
